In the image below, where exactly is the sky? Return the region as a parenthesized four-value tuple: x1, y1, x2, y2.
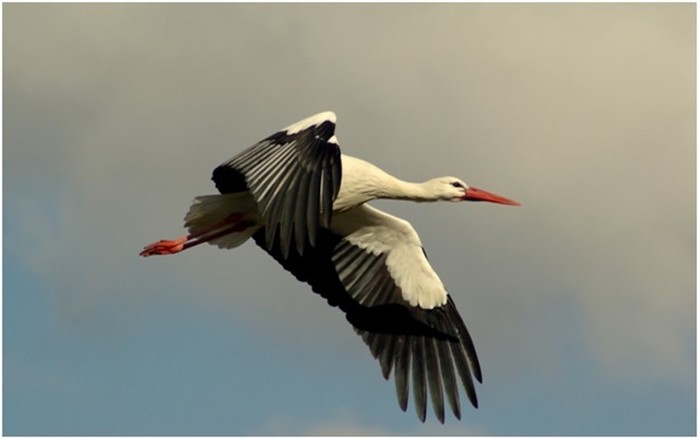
(3, 3, 696, 436)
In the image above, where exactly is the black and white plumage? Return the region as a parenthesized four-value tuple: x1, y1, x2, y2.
(141, 111, 519, 423)
(213, 116, 341, 257)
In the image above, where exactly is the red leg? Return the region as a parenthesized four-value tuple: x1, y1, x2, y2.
(140, 213, 251, 257)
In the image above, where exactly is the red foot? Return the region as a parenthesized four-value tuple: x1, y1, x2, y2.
(140, 236, 187, 257)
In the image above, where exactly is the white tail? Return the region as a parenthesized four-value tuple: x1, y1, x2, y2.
(184, 193, 261, 249)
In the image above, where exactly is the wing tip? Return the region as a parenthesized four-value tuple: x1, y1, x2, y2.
(283, 111, 337, 135)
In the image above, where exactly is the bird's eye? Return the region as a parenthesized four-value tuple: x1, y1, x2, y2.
(451, 181, 464, 188)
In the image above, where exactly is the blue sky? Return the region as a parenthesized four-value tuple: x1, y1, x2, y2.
(4, 3, 695, 435)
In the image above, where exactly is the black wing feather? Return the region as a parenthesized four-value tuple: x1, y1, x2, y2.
(426, 336, 446, 423)
(394, 336, 411, 412)
(411, 335, 427, 422)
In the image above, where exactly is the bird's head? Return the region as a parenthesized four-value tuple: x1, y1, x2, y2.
(429, 177, 521, 205)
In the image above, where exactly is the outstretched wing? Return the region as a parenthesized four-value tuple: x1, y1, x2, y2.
(253, 204, 482, 423)
(213, 112, 342, 259)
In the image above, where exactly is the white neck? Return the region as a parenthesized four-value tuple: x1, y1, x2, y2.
(377, 178, 439, 202)
(335, 155, 447, 212)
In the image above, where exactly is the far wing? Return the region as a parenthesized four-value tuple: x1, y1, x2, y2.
(213, 112, 342, 259)
(331, 205, 482, 421)
(253, 204, 482, 423)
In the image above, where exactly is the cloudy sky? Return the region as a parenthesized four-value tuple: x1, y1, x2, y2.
(4, 3, 695, 435)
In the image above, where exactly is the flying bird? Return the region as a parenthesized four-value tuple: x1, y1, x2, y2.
(140, 111, 519, 423)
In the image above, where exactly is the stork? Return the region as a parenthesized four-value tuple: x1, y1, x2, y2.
(140, 111, 519, 423)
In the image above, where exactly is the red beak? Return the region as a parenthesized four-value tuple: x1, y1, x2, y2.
(463, 186, 520, 206)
